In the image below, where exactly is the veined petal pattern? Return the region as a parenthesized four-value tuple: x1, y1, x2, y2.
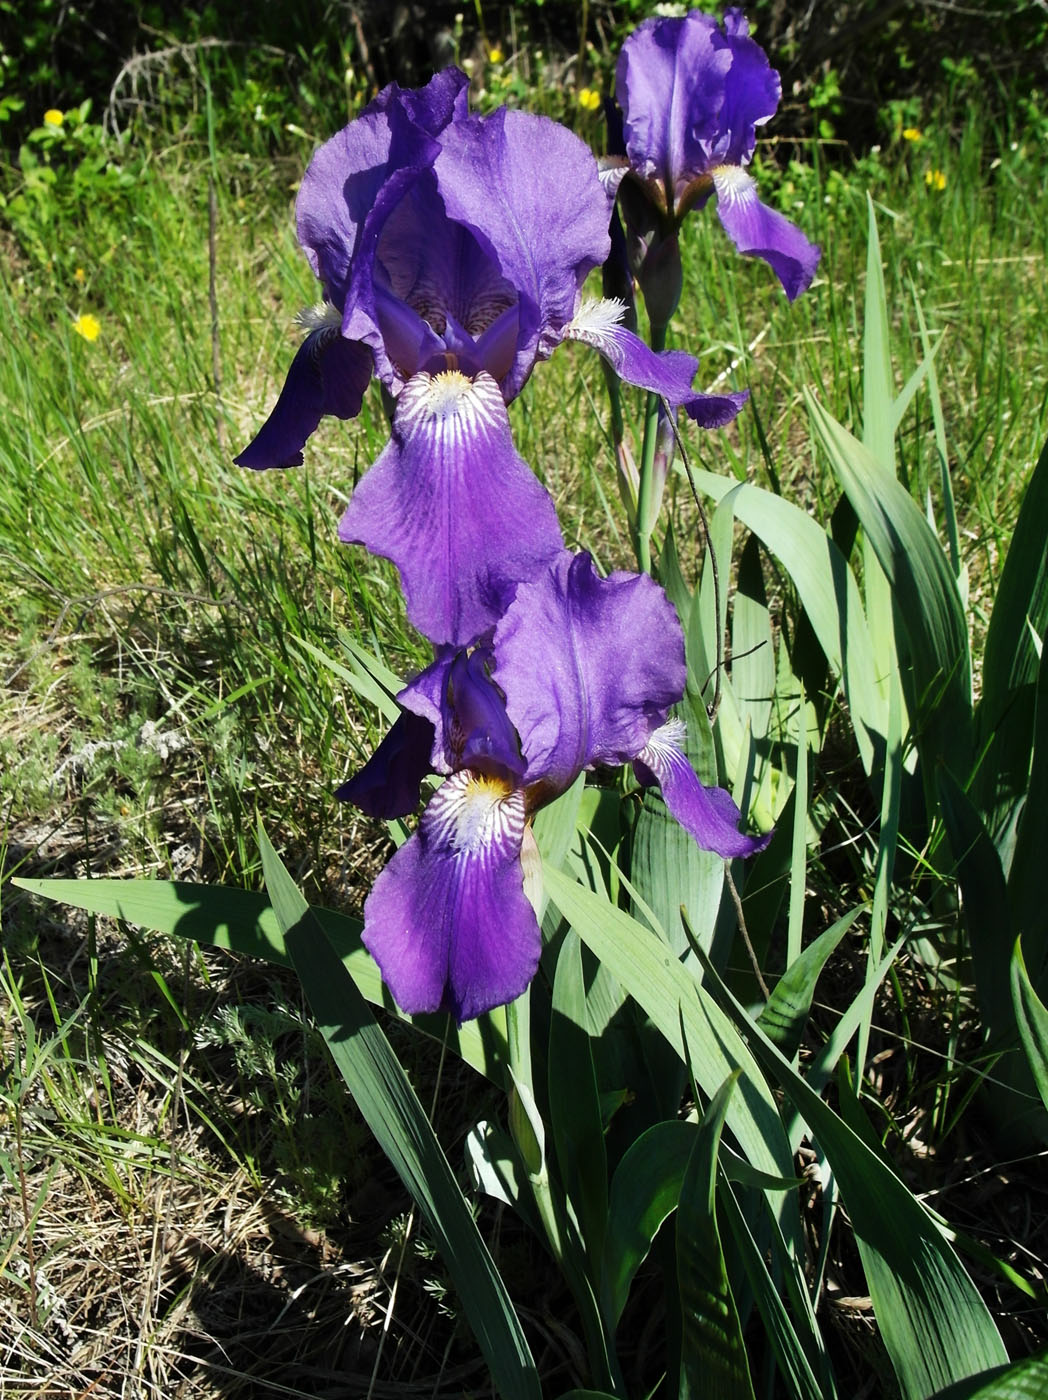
(361, 772, 538, 1022)
(338, 369, 563, 646)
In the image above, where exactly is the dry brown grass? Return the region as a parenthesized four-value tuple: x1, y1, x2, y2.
(0, 880, 509, 1398)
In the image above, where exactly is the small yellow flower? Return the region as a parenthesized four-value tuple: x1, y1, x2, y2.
(73, 313, 101, 342)
(74, 266, 86, 283)
(925, 168, 946, 191)
(43, 109, 64, 127)
(578, 87, 601, 112)
(902, 126, 922, 142)
(488, 45, 504, 64)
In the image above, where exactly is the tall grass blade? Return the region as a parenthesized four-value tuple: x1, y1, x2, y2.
(976, 434, 1048, 842)
(256, 825, 541, 1400)
(807, 395, 973, 790)
(1011, 939, 1048, 1116)
(13, 877, 506, 1082)
(544, 862, 802, 1262)
(912, 292, 959, 578)
(691, 468, 885, 775)
(717, 1180, 834, 1400)
(786, 682, 809, 970)
(757, 909, 862, 1061)
(862, 194, 896, 475)
(1005, 631, 1048, 984)
(860, 196, 901, 728)
(549, 931, 609, 1271)
(692, 948, 1009, 1398)
(928, 1352, 1048, 1399)
(936, 771, 1013, 1040)
(676, 1070, 754, 1400)
(293, 634, 403, 724)
(859, 668, 904, 1077)
(601, 1120, 695, 1329)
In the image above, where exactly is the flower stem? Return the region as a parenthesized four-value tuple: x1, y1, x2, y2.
(635, 320, 667, 574)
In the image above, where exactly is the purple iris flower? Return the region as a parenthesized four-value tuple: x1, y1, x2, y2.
(236, 70, 745, 647)
(338, 551, 768, 1023)
(605, 8, 820, 313)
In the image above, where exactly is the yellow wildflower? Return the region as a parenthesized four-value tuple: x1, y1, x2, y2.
(925, 168, 946, 191)
(578, 87, 601, 112)
(902, 127, 922, 142)
(488, 45, 504, 64)
(73, 313, 101, 342)
(43, 109, 64, 127)
(74, 267, 86, 283)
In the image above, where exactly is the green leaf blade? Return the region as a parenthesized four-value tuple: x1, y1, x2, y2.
(676, 1071, 755, 1400)
(256, 826, 541, 1400)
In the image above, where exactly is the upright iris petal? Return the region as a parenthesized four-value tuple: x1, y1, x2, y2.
(610, 7, 820, 302)
(342, 550, 768, 1022)
(430, 106, 614, 396)
(494, 552, 685, 793)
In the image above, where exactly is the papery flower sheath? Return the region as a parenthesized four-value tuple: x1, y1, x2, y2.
(236, 71, 745, 646)
(338, 551, 768, 1022)
(605, 7, 820, 310)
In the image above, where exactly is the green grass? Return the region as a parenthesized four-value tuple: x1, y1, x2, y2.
(3, 60, 1048, 1397)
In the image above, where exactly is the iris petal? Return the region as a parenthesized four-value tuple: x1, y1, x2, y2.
(433, 108, 613, 398)
(563, 298, 748, 426)
(443, 649, 525, 781)
(338, 369, 563, 646)
(634, 719, 770, 858)
(296, 71, 467, 309)
(495, 552, 685, 791)
(717, 12, 782, 166)
(712, 166, 820, 302)
(335, 708, 435, 818)
(361, 772, 537, 1021)
(376, 173, 518, 350)
(615, 12, 730, 203)
(234, 329, 372, 470)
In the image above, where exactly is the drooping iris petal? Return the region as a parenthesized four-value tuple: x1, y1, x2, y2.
(335, 707, 435, 818)
(234, 328, 373, 470)
(564, 298, 748, 427)
(296, 71, 468, 310)
(361, 771, 537, 1021)
(338, 369, 563, 646)
(495, 551, 685, 792)
(712, 166, 821, 303)
(432, 108, 613, 397)
(634, 719, 769, 859)
(615, 11, 730, 202)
